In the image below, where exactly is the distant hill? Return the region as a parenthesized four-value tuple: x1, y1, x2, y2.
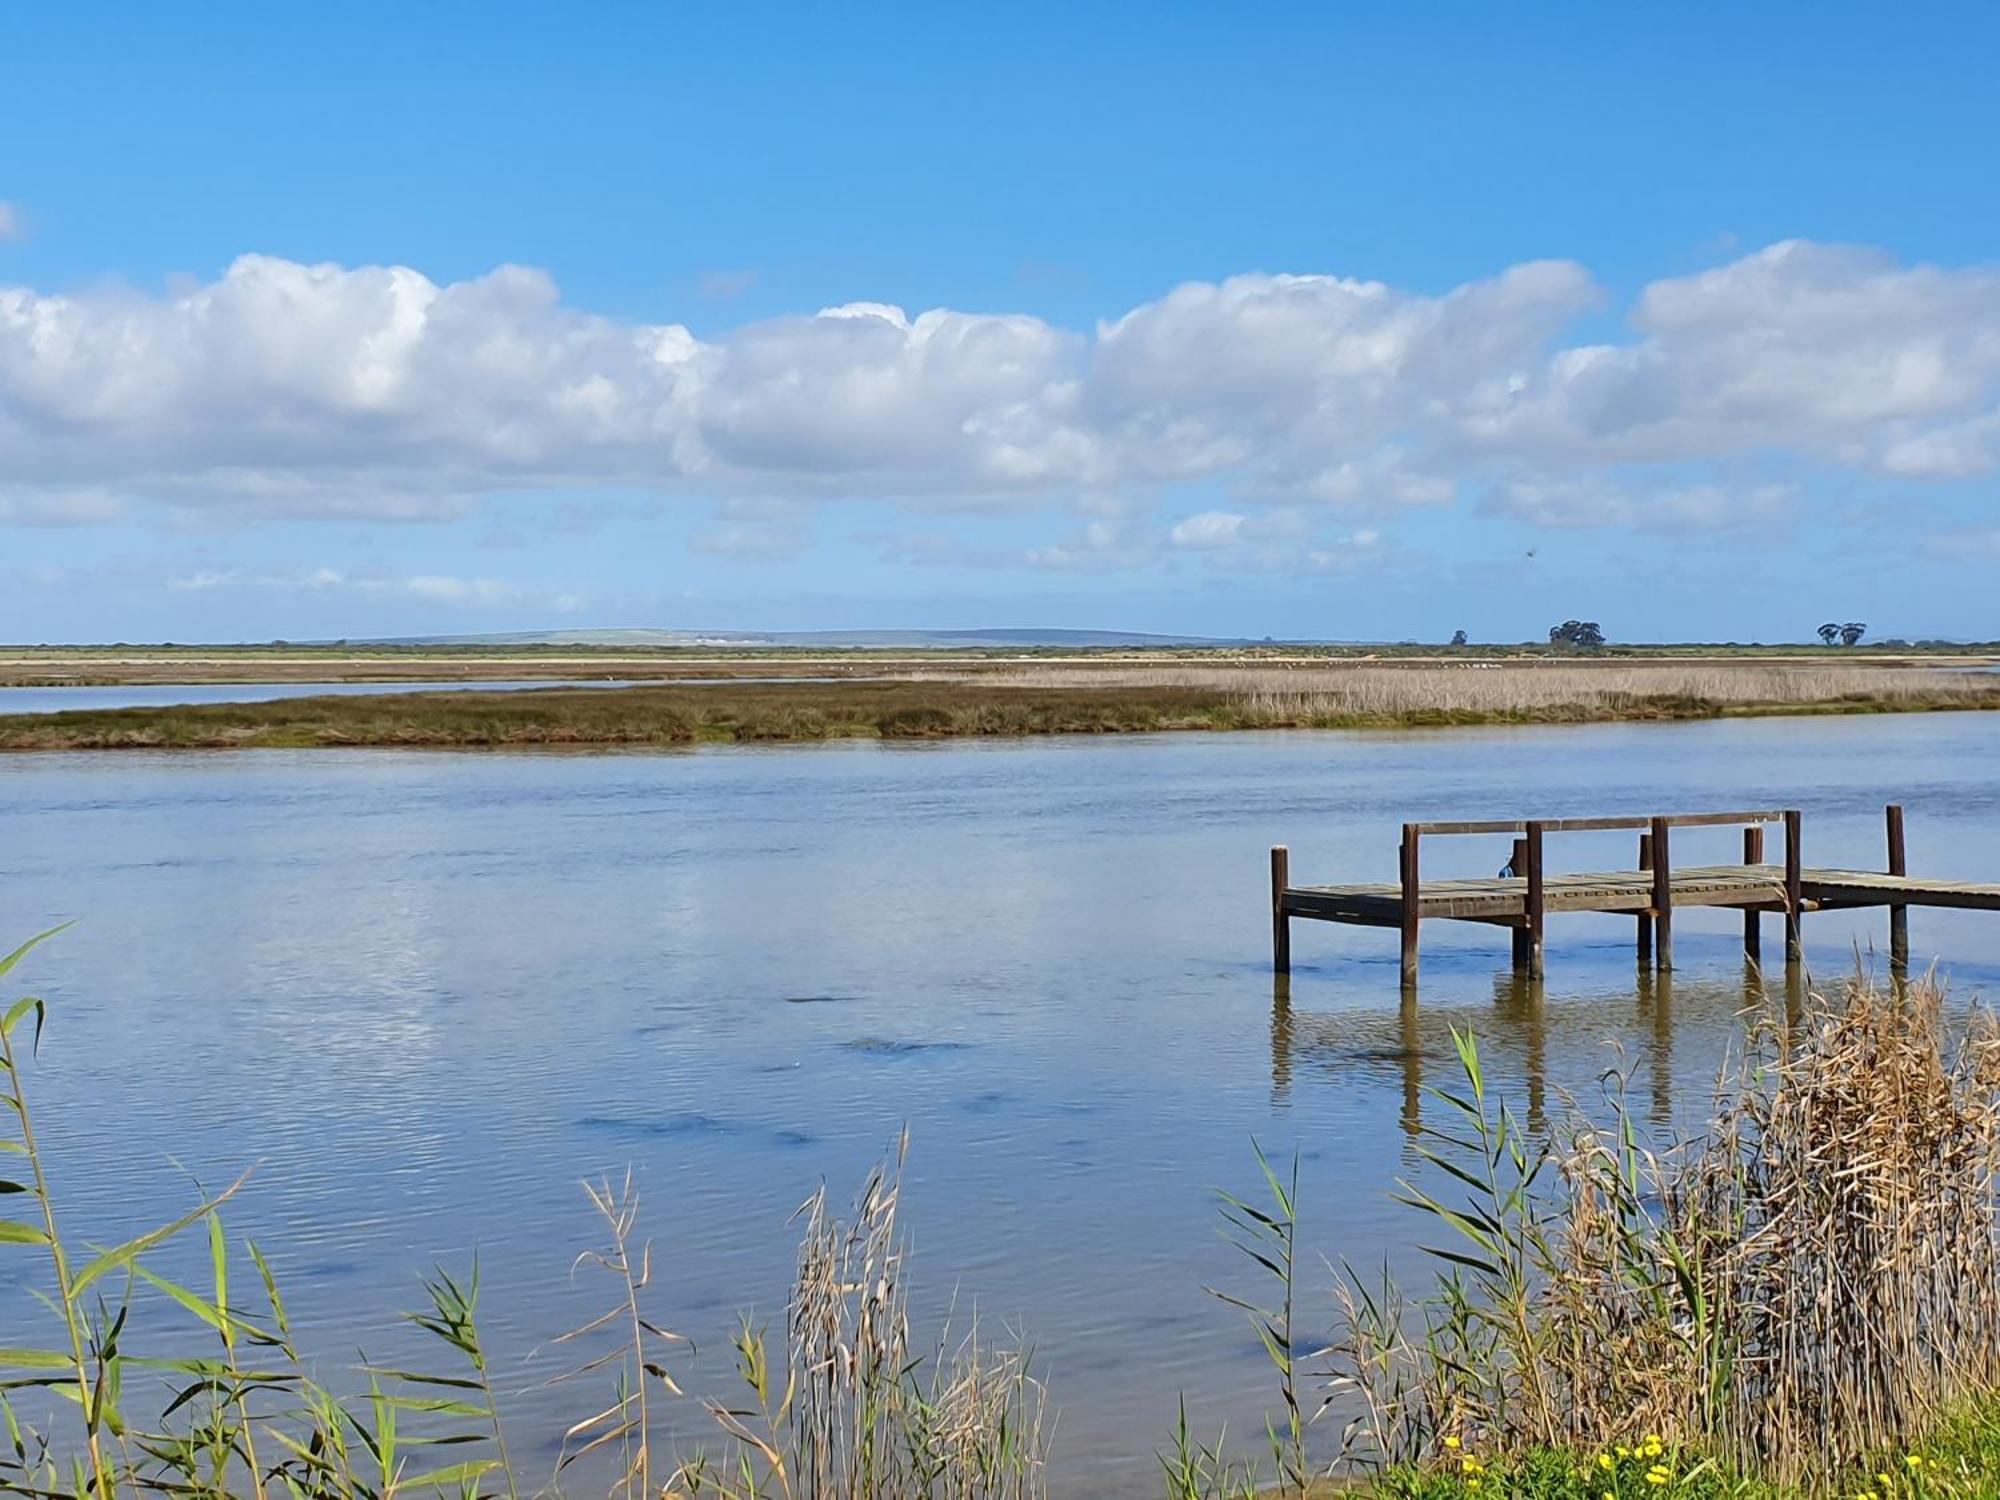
(377, 626, 1251, 650)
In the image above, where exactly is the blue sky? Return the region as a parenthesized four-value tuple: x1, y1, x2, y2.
(3, 1, 1998, 643)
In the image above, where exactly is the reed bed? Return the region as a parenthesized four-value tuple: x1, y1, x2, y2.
(1325, 972, 2000, 1495)
(968, 663, 2000, 720)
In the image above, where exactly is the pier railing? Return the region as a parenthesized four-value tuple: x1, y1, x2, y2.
(1397, 809, 1804, 977)
(1270, 805, 1962, 986)
(1407, 810, 1790, 835)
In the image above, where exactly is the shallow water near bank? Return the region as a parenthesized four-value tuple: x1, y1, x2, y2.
(0, 679, 652, 713)
(4, 714, 2000, 1494)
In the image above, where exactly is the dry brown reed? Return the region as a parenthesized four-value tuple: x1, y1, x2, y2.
(671, 1134, 1048, 1500)
(1672, 978, 2000, 1474)
(971, 662, 2000, 720)
(1332, 973, 2000, 1487)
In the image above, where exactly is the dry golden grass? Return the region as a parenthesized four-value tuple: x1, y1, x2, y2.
(969, 662, 2000, 719)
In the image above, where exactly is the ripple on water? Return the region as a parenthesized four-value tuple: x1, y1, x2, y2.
(839, 1037, 973, 1056)
(574, 1113, 818, 1148)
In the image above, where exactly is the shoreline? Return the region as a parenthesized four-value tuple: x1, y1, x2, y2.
(3, 676, 1999, 750)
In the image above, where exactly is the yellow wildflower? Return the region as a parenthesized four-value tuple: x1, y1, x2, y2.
(1879, 1474, 1894, 1488)
(1905, 1455, 1924, 1469)
(1462, 1457, 1485, 1474)
(1444, 1436, 1461, 1450)
(1599, 1453, 1616, 1471)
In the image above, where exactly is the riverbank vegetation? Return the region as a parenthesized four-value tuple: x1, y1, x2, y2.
(7, 924, 2000, 1496)
(2, 664, 1999, 749)
(1310, 973, 2000, 1498)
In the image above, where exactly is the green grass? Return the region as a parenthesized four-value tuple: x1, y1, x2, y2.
(1362, 1415, 2000, 1498)
(1365, 1410, 2000, 1494)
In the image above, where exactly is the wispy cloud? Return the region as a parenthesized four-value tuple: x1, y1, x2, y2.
(1922, 526, 2000, 559)
(169, 567, 582, 611)
(698, 267, 760, 301)
(689, 496, 811, 558)
(1492, 480, 1796, 533)
(1166, 507, 1384, 573)
(0, 491, 124, 525)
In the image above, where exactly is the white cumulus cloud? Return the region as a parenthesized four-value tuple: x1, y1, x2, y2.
(1, 241, 1997, 542)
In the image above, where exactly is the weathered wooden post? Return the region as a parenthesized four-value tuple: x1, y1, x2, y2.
(1743, 825, 1764, 965)
(1784, 809, 1804, 964)
(1887, 804, 1909, 978)
(1524, 819, 1546, 979)
(1270, 845, 1291, 974)
(1650, 816, 1674, 971)
(1399, 823, 1421, 986)
(1510, 835, 1532, 970)
(1636, 832, 1654, 964)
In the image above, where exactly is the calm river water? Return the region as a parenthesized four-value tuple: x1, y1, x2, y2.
(5, 714, 2000, 1493)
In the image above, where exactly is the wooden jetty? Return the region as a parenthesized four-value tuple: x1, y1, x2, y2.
(1271, 805, 2000, 983)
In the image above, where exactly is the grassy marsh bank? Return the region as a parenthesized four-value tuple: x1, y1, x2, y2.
(2, 664, 1999, 749)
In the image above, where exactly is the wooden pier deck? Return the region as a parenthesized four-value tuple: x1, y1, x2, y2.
(1271, 805, 2000, 983)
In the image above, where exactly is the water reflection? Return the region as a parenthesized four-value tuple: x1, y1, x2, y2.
(1268, 959, 1829, 1144)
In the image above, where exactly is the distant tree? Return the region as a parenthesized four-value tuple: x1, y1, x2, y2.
(1817, 622, 1842, 646)
(1548, 619, 1606, 647)
(1840, 622, 1868, 647)
(1450, 629, 1469, 647)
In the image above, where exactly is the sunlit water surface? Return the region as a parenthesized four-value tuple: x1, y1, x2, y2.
(5, 714, 2000, 1494)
